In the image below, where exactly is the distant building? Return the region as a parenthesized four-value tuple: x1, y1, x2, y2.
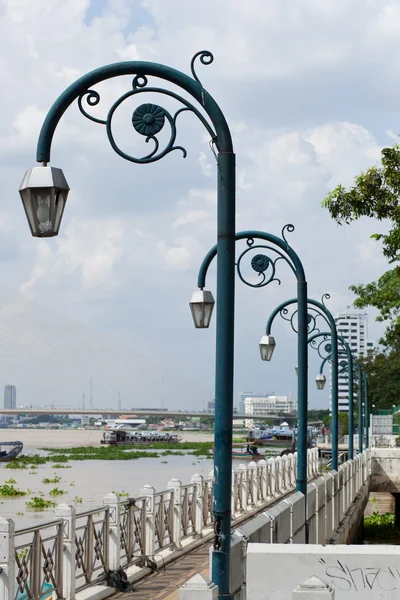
(239, 392, 273, 414)
(333, 311, 374, 413)
(244, 395, 297, 417)
(207, 400, 215, 412)
(4, 385, 16, 409)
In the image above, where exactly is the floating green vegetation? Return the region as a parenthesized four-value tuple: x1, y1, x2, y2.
(49, 487, 67, 496)
(17, 548, 28, 559)
(364, 511, 399, 541)
(5, 478, 17, 484)
(73, 496, 83, 503)
(53, 464, 71, 469)
(160, 461, 168, 464)
(42, 476, 62, 484)
(26, 497, 56, 509)
(16, 512, 24, 516)
(113, 491, 129, 497)
(6, 455, 47, 470)
(40, 442, 213, 460)
(0, 484, 26, 497)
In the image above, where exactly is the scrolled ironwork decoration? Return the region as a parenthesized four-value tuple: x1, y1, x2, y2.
(279, 305, 329, 335)
(281, 223, 295, 245)
(310, 335, 333, 360)
(321, 293, 331, 308)
(76, 51, 217, 164)
(236, 238, 285, 288)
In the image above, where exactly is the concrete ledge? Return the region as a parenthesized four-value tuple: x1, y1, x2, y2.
(329, 480, 370, 544)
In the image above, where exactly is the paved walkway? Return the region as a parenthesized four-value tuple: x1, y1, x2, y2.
(364, 491, 394, 516)
(113, 545, 210, 600)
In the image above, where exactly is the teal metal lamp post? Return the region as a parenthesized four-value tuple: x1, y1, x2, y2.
(317, 342, 369, 454)
(18, 52, 235, 598)
(265, 295, 340, 471)
(313, 334, 355, 459)
(363, 373, 369, 448)
(191, 226, 309, 500)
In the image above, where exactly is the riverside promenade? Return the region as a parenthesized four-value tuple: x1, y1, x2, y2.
(7, 450, 320, 600)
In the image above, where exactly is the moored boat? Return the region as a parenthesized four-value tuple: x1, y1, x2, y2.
(101, 429, 182, 445)
(0, 441, 23, 462)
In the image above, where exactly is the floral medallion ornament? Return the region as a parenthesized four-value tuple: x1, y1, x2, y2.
(132, 104, 165, 136)
(251, 254, 270, 273)
(324, 343, 332, 354)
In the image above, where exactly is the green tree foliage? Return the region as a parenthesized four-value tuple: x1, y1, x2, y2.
(322, 145, 400, 345)
(338, 412, 349, 436)
(359, 348, 400, 410)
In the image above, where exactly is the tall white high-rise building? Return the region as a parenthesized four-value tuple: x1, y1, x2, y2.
(331, 311, 374, 412)
(4, 385, 16, 409)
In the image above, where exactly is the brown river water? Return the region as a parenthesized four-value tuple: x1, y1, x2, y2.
(0, 429, 215, 529)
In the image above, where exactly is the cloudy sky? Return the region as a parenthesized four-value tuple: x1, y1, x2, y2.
(0, 0, 394, 410)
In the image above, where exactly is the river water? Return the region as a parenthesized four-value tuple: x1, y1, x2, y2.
(0, 430, 216, 529)
(0, 429, 280, 530)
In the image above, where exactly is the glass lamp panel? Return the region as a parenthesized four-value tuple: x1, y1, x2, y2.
(259, 336, 275, 361)
(29, 188, 55, 236)
(53, 191, 68, 234)
(19, 188, 37, 236)
(190, 301, 214, 328)
(316, 375, 326, 390)
(189, 290, 214, 328)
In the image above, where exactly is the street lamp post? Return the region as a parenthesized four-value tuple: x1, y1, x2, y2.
(265, 295, 339, 471)
(191, 226, 308, 499)
(317, 342, 368, 454)
(312, 335, 356, 459)
(18, 52, 236, 598)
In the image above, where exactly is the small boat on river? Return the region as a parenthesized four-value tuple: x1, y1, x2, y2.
(101, 429, 182, 446)
(232, 443, 267, 460)
(0, 441, 23, 461)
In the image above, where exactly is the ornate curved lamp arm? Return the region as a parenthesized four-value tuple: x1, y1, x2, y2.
(36, 51, 233, 164)
(308, 330, 356, 458)
(265, 295, 332, 336)
(196, 226, 305, 289)
(194, 225, 309, 498)
(264, 295, 340, 469)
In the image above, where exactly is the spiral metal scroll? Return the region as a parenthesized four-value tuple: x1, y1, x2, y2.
(235, 234, 296, 288)
(76, 51, 217, 164)
(279, 305, 329, 335)
(310, 335, 333, 360)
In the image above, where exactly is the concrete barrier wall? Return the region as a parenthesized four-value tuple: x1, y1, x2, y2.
(247, 544, 400, 600)
(211, 450, 371, 599)
(370, 447, 400, 491)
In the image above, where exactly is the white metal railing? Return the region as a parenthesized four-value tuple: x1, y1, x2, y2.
(0, 448, 320, 600)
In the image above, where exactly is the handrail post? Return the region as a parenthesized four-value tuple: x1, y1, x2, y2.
(140, 485, 156, 557)
(104, 493, 121, 570)
(168, 479, 183, 549)
(191, 474, 204, 537)
(248, 461, 258, 507)
(258, 459, 267, 501)
(54, 503, 76, 600)
(0, 517, 15, 600)
(237, 463, 247, 512)
(267, 457, 276, 497)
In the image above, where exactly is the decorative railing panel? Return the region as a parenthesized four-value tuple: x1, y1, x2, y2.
(120, 497, 146, 566)
(154, 490, 174, 551)
(15, 520, 63, 600)
(75, 507, 109, 590)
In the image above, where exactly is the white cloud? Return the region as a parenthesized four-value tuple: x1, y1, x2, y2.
(0, 0, 394, 409)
